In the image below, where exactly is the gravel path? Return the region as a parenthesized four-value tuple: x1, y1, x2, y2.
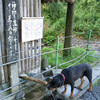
(80, 81, 100, 100)
(72, 37, 100, 50)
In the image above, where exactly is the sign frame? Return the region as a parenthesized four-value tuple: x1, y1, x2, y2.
(21, 17, 44, 42)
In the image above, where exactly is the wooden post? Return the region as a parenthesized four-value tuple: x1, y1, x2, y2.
(3, 0, 19, 92)
(0, 0, 8, 83)
(63, 1, 75, 56)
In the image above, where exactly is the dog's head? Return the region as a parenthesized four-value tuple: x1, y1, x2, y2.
(47, 76, 63, 90)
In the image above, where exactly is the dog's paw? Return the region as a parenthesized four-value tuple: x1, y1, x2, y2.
(69, 95, 74, 99)
(88, 87, 92, 91)
(78, 85, 82, 89)
(62, 91, 66, 94)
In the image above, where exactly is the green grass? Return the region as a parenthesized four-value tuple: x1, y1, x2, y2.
(41, 44, 97, 69)
(92, 79, 100, 87)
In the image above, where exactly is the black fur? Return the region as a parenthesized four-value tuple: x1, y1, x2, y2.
(47, 63, 92, 98)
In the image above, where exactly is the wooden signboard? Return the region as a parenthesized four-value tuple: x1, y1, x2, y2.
(21, 17, 43, 42)
(4, 0, 19, 62)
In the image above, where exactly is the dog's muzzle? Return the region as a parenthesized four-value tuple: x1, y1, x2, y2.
(47, 85, 53, 90)
(47, 85, 51, 90)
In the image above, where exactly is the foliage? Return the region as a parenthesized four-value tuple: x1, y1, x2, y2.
(42, 1, 67, 45)
(74, 0, 100, 38)
(43, 17, 66, 45)
(42, 0, 100, 45)
(41, 44, 97, 69)
(42, 1, 67, 23)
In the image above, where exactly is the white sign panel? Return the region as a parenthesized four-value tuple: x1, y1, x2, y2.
(21, 17, 43, 42)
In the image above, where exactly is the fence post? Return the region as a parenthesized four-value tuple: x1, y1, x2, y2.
(56, 37, 59, 69)
(85, 30, 92, 62)
(87, 30, 92, 51)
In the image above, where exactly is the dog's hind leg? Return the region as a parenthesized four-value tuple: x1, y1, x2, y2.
(78, 76, 84, 88)
(86, 69, 92, 91)
(62, 84, 67, 94)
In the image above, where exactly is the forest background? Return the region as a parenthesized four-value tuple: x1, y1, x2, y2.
(42, 0, 100, 45)
(41, 0, 100, 68)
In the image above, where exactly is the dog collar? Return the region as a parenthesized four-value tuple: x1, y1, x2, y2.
(61, 73, 65, 85)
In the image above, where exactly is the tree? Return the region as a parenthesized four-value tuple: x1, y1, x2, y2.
(63, 0, 75, 56)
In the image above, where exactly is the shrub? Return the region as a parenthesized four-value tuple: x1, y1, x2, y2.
(41, 44, 97, 69)
(43, 1, 66, 23)
(74, 0, 100, 37)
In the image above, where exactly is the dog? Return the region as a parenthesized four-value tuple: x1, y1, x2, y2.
(47, 63, 92, 98)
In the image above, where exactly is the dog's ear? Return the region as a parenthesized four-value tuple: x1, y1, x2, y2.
(47, 78, 53, 86)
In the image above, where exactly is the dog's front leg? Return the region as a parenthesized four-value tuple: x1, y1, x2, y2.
(89, 81, 92, 91)
(62, 84, 67, 94)
(70, 83, 74, 98)
(78, 76, 84, 88)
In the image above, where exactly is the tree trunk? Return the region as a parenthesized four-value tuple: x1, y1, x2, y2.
(63, 2, 75, 57)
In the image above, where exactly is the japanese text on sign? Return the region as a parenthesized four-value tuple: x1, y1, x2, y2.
(5, 0, 19, 62)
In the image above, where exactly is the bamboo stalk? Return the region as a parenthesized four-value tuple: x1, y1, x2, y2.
(17, 0, 22, 75)
(34, 0, 39, 17)
(34, 0, 39, 72)
(31, 42, 34, 70)
(38, 0, 42, 72)
(0, 0, 4, 84)
(0, 41, 4, 84)
(28, 43, 31, 71)
(34, 0, 38, 70)
(26, 0, 30, 17)
(20, 0, 25, 73)
(30, 0, 35, 70)
(19, 75, 48, 86)
(23, 0, 28, 73)
(26, 0, 31, 72)
(38, 0, 41, 17)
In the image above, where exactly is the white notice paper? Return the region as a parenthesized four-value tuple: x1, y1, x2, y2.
(21, 17, 43, 42)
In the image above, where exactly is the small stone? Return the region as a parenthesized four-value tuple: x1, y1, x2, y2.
(15, 91, 25, 100)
